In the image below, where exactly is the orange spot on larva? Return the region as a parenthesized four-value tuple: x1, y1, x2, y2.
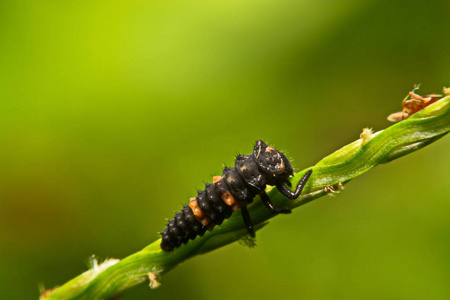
(189, 199, 204, 218)
(213, 176, 222, 183)
(189, 197, 213, 226)
(222, 191, 236, 206)
(200, 217, 211, 226)
(267, 146, 275, 152)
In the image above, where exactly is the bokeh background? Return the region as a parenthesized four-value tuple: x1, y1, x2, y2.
(1, 1, 449, 299)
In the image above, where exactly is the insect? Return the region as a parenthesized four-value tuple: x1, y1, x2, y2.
(160, 140, 313, 252)
(388, 85, 442, 122)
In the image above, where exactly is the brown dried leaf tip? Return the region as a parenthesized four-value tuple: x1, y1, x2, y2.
(388, 84, 444, 122)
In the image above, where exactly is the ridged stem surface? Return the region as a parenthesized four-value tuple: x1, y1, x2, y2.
(44, 95, 450, 300)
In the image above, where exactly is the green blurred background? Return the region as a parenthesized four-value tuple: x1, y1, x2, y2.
(1, 1, 449, 299)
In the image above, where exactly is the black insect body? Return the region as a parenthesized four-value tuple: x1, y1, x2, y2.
(160, 140, 313, 252)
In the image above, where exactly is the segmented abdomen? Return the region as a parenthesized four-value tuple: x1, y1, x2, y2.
(160, 154, 263, 252)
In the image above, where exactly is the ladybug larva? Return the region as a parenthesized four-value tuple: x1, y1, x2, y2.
(160, 140, 313, 252)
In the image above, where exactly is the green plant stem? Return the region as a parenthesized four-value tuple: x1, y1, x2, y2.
(44, 95, 450, 300)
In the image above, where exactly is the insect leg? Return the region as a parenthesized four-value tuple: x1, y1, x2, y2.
(240, 206, 255, 237)
(277, 169, 313, 200)
(259, 191, 291, 214)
